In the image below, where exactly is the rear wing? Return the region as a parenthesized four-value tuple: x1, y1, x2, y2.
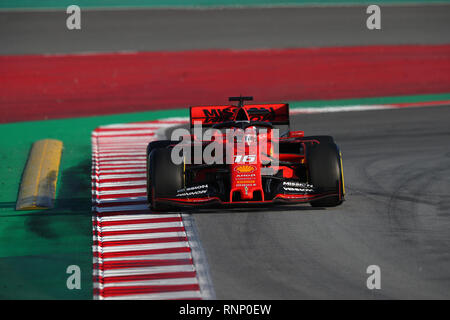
(189, 103, 290, 129)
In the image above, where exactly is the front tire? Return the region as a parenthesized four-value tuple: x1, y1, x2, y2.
(147, 146, 184, 211)
(307, 142, 344, 207)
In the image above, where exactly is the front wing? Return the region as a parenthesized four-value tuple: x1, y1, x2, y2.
(153, 182, 340, 207)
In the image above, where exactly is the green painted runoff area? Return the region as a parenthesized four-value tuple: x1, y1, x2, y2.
(0, 92, 449, 299)
(1, 0, 448, 10)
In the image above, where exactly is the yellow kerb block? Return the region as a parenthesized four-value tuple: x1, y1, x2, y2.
(16, 139, 63, 210)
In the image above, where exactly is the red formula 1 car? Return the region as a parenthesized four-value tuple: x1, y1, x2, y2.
(146, 96, 345, 211)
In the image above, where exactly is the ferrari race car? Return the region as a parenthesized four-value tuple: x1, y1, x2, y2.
(146, 96, 345, 211)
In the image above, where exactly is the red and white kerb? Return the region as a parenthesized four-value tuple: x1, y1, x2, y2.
(92, 118, 212, 300)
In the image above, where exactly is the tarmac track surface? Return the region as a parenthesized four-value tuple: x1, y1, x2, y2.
(0, 5, 450, 54)
(183, 106, 450, 299)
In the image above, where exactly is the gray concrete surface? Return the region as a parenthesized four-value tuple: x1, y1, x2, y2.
(0, 5, 449, 55)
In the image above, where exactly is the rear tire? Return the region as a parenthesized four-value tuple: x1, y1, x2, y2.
(307, 142, 344, 207)
(147, 146, 184, 211)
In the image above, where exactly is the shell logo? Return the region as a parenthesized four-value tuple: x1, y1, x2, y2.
(235, 165, 256, 173)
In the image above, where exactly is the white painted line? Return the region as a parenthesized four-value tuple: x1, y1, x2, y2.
(94, 173, 147, 180)
(97, 221, 185, 232)
(97, 277, 198, 287)
(93, 157, 147, 162)
(96, 181, 147, 188)
(96, 188, 147, 195)
(100, 232, 187, 242)
(95, 203, 149, 212)
(94, 146, 148, 151)
(94, 169, 147, 174)
(93, 151, 147, 155)
(94, 165, 146, 170)
(95, 145, 149, 150)
(95, 264, 195, 277)
(97, 252, 193, 262)
(102, 290, 202, 300)
(94, 242, 190, 254)
(96, 196, 147, 203)
(93, 129, 161, 136)
(290, 105, 394, 114)
(98, 213, 180, 222)
(102, 120, 188, 129)
(94, 160, 146, 165)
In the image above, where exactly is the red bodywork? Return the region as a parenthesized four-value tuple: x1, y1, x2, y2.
(190, 103, 290, 127)
(155, 103, 340, 207)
